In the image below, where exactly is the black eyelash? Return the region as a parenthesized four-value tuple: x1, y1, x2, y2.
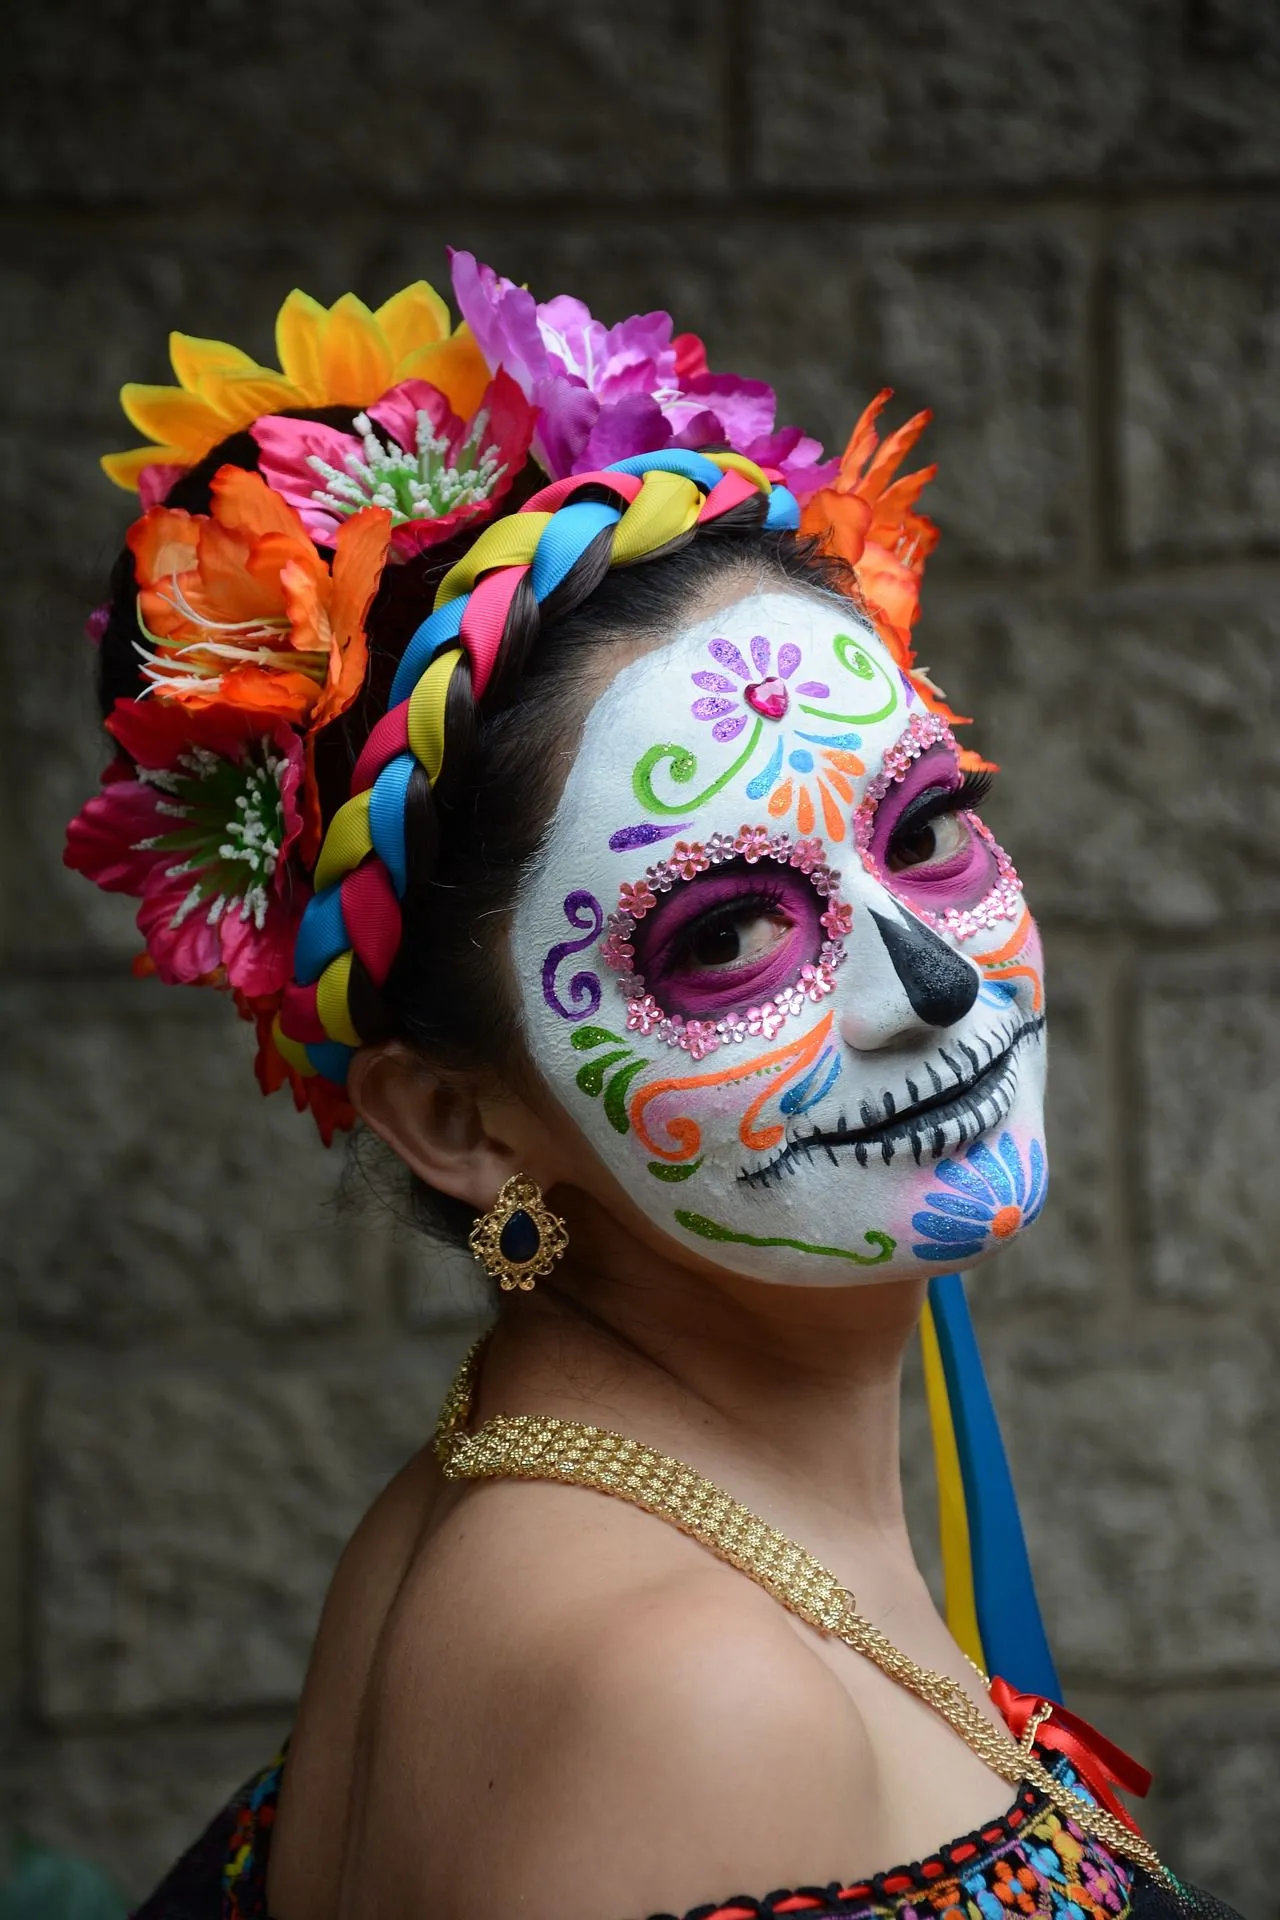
(657, 881, 792, 969)
(892, 769, 995, 840)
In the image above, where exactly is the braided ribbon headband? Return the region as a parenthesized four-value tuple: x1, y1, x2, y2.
(274, 449, 800, 1084)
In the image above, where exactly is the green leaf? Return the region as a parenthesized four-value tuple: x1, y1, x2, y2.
(575, 1049, 630, 1096)
(603, 1057, 649, 1134)
(646, 1158, 703, 1182)
(570, 1025, 623, 1052)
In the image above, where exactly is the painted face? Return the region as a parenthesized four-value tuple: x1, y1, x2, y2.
(511, 589, 1047, 1286)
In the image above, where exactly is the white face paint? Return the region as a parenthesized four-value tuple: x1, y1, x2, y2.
(512, 589, 1047, 1285)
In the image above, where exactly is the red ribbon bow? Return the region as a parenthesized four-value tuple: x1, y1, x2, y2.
(990, 1677, 1152, 1836)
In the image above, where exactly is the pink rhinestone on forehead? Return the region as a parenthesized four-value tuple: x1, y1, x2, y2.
(853, 711, 1023, 940)
(600, 825, 848, 1060)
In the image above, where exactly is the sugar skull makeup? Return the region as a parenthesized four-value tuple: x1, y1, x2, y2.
(511, 590, 1047, 1286)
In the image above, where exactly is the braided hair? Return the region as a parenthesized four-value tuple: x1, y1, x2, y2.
(95, 430, 858, 1242)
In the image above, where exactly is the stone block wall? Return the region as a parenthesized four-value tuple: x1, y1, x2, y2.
(2, 5, 1277, 1910)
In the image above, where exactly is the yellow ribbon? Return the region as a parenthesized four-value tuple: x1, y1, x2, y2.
(406, 649, 462, 784)
(313, 789, 372, 892)
(921, 1299, 986, 1672)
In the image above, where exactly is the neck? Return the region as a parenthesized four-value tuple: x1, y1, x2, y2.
(480, 1190, 926, 1554)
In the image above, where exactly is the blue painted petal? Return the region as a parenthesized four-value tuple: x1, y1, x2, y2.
(965, 1137, 1016, 1207)
(745, 735, 785, 799)
(1024, 1138, 1049, 1219)
(997, 1130, 1027, 1207)
(912, 1210, 992, 1244)
(913, 1239, 987, 1262)
(934, 1158, 1001, 1206)
(796, 729, 861, 749)
(921, 1192, 994, 1224)
(980, 980, 1019, 1005)
(780, 1048, 841, 1115)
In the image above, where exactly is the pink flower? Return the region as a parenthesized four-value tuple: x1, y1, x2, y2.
(820, 900, 853, 936)
(705, 832, 737, 864)
(251, 370, 534, 558)
(625, 994, 663, 1035)
(746, 1003, 784, 1039)
(799, 964, 834, 1002)
(683, 1020, 720, 1060)
(670, 839, 709, 880)
(450, 250, 836, 493)
(64, 700, 307, 997)
(789, 837, 824, 873)
(734, 825, 771, 864)
(599, 930, 634, 970)
(618, 878, 657, 918)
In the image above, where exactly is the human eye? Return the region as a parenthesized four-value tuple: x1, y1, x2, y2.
(628, 861, 825, 1020)
(672, 893, 796, 977)
(886, 770, 994, 876)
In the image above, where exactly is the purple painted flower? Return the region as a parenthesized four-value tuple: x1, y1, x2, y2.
(450, 250, 837, 494)
(690, 631, 831, 742)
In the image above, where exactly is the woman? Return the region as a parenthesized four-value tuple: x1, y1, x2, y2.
(66, 255, 1232, 1919)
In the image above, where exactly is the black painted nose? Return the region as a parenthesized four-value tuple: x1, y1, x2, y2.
(868, 904, 980, 1028)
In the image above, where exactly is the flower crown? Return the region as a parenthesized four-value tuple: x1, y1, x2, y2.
(66, 250, 954, 1143)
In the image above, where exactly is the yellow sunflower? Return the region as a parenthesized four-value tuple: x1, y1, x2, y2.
(103, 281, 490, 491)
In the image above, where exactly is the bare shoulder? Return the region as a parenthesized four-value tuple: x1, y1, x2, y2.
(341, 1478, 880, 1920)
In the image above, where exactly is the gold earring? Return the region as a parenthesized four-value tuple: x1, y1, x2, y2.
(468, 1174, 569, 1291)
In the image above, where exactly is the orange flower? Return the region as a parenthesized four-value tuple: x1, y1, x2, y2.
(129, 466, 391, 730)
(802, 391, 993, 767)
(103, 281, 490, 493)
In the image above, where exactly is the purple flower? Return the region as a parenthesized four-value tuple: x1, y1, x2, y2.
(449, 250, 837, 495)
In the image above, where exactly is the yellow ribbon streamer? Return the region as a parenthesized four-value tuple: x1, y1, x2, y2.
(921, 1300, 986, 1672)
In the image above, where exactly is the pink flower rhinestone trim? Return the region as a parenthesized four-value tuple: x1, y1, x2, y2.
(602, 825, 848, 1059)
(853, 710, 1023, 940)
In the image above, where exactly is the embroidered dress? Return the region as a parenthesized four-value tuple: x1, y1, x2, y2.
(128, 1746, 1240, 1920)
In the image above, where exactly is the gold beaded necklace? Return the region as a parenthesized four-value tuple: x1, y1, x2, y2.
(435, 1340, 1169, 1885)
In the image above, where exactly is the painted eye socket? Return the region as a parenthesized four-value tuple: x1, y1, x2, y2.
(868, 749, 998, 913)
(629, 862, 826, 1021)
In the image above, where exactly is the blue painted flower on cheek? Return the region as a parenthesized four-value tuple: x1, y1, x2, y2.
(911, 1131, 1047, 1262)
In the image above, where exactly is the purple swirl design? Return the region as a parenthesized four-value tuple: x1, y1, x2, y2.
(542, 890, 604, 1019)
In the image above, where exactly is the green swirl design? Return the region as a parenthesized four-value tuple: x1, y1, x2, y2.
(647, 1159, 703, 1182)
(632, 716, 762, 817)
(800, 631, 899, 726)
(674, 1209, 896, 1266)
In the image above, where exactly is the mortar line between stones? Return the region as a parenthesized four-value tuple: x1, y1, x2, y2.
(4, 178, 1280, 239)
(722, 0, 752, 189)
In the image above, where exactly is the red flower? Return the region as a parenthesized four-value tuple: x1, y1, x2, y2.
(235, 992, 356, 1146)
(65, 699, 308, 997)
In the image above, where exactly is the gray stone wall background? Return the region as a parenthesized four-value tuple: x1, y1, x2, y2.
(2, 3, 1279, 1910)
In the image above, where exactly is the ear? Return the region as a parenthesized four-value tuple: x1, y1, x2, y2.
(346, 1040, 560, 1213)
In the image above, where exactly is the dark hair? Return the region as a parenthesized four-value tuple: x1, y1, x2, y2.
(97, 431, 863, 1244)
